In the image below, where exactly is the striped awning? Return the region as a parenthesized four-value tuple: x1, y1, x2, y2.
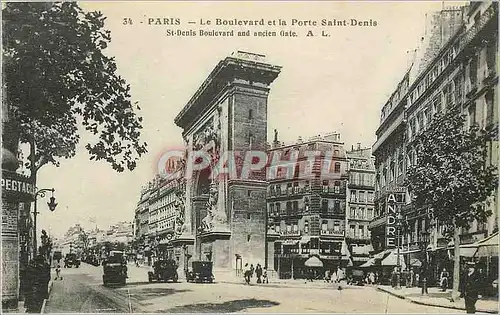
(359, 257, 376, 268)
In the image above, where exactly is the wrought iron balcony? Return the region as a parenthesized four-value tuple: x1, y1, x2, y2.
(280, 230, 301, 236)
(320, 230, 344, 236)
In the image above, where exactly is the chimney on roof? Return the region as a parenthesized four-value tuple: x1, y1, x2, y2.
(357, 143, 361, 150)
(351, 145, 354, 151)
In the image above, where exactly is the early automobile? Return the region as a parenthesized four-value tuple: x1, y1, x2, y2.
(64, 253, 80, 268)
(102, 251, 127, 286)
(186, 261, 214, 283)
(348, 269, 365, 286)
(148, 259, 179, 283)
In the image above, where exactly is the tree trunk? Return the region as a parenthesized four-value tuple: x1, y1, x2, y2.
(452, 223, 461, 301)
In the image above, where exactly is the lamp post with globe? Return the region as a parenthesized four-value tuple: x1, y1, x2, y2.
(33, 188, 57, 257)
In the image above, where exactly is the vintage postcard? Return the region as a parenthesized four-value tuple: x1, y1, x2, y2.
(1, 1, 498, 313)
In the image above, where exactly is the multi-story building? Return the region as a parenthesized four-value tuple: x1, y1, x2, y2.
(267, 132, 350, 279)
(132, 160, 185, 264)
(346, 145, 375, 266)
(370, 2, 498, 283)
(134, 183, 150, 255)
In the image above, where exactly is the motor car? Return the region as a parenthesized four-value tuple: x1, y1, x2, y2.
(53, 251, 62, 263)
(64, 253, 80, 268)
(348, 269, 365, 286)
(186, 261, 214, 283)
(102, 251, 127, 286)
(148, 259, 179, 283)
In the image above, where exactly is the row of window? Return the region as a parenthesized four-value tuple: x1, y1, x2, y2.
(348, 172, 375, 186)
(268, 198, 346, 216)
(349, 190, 374, 203)
(349, 158, 373, 170)
(149, 204, 177, 223)
(269, 160, 345, 180)
(268, 180, 347, 196)
(149, 192, 178, 211)
(271, 220, 344, 234)
(349, 206, 374, 220)
(348, 224, 370, 238)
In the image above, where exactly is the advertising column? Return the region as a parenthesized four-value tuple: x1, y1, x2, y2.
(2, 78, 36, 310)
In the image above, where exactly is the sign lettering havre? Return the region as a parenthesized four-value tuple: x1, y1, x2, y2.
(385, 191, 406, 248)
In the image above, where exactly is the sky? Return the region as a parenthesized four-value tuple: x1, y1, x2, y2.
(32, 1, 462, 239)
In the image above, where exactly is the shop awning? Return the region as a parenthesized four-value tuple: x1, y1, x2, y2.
(359, 257, 376, 268)
(459, 246, 478, 258)
(300, 236, 311, 244)
(476, 232, 498, 257)
(304, 256, 323, 267)
(352, 256, 370, 262)
(352, 245, 371, 256)
(400, 248, 422, 255)
(409, 258, 422, 267)
(373, 250, 391, 260)
(347, 257, 353, 267)
(458, 232, 499, 257)
(381, 251, 407, 269)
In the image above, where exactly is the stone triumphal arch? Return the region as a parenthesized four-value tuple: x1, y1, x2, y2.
(173, 51, 281, 279)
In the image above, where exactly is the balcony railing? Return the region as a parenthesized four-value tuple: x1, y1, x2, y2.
(346, 232, 370, 240)
(320, 230, 344, 236)
(280, 230, 301, 236)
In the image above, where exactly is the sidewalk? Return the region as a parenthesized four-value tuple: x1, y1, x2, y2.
(218, 275, 362, 290)
(377, 285, 499, 314)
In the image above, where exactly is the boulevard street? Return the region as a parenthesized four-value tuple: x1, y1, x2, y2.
(45, 263, 459, 313)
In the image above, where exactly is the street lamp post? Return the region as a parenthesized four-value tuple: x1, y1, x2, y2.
(395, 211, 402, 290)
(33, 188, 57, 256)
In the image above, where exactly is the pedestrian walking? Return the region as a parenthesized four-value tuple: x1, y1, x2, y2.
(250, 264, 255, 279)
(255, 263, 263, 283)
(461, 261, 483, 314)
(370, 272, 376, 285)
(324, 269, 331, 283)
(243, 263, 251, 284)
(440, 268, 449, 292)
(55, 264, 62, 280)
(262, 267, 269, 284)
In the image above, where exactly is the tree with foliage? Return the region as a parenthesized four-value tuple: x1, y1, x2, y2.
(2, 2, 147, 180)
(406, 106, 497, 300)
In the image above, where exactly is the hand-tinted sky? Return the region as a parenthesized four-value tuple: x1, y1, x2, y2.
(34, 1, 465, 239)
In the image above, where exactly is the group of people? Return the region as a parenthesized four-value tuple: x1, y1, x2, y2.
(243, 263, 268, 284)
(323, 268, 346, 283)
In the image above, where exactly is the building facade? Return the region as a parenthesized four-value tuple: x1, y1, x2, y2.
(370, 2, 498, 284)
(346, 145, 375, 266)
(266, 132, 350, 279)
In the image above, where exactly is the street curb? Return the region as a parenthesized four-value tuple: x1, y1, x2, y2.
(376, 286, 498, 314)
(41, 299, 47, 314)
(48, 280, 54, 295)
(219, 280, 356, 290)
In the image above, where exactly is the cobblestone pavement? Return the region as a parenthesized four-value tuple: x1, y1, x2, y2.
(44, 263, 467, 313)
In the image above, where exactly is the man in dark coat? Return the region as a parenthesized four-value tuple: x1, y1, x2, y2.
(461, 261, 482, 314)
